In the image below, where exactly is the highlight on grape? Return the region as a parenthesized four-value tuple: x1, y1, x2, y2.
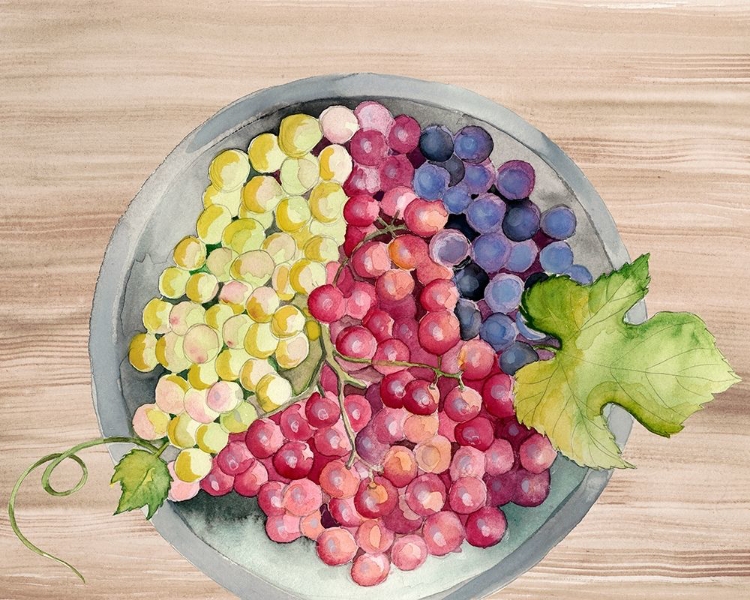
(9, 98, 737, 589)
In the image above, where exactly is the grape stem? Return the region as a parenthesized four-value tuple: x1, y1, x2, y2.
(332, 349, 464, 384)
(8, 436, 162, 582)
(334, 222, 408, 284)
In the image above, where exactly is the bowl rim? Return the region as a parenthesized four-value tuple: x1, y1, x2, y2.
(89, 73, 637, 600)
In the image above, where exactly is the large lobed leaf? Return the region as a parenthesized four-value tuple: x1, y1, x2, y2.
(514, 254, 739, 469)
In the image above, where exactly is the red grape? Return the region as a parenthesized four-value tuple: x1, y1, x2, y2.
(381, 446, 418, 488)
(438, 411, 458, 442)
(380, 186, 417, 218)
(233, 459, 269, 497)
(443, 386, 482, 423)
(200, 463, 234, 496)
(372, 407, 408, 443)
(485, 438, 515, 476)
(420, 279, 459, 312)
(343, 224, 376, 257)
(498, 418, 533, 447)
(319, 459, 361, 499)
(265, 513, 301, 543)
(343, 194, 379, 227)
(448, 476, 488, 514)
(404, 412, 439, 444)
(336, 326, 377, 360)
(355, 477, 398, 519)
(362, 308, 394, 341)
(273, 441, 314, 480)
(344, 394, 371, 432)
(519, 433, 557, 473)
(283, 478, 323, 516)
(388, 115, 421, 154)
(375, 269, 415, 302)
(257, 481, 286, 516)
(279, 405, 314, 441)
(465, 506, 507, 548)
(418, 310, 460, 355)
(305, 391, 340, 428)
(344, 163, 380, 196)
(245, 419, 284, 459)
(307, 285, 345, 323)
(314, 422, 352, 458)
(350, 552, 390, 587)
(483, 373, 515, 418)
(403, 379, 439, 415)
(390, 535, 428, 571)
(372, 338, 410, 375)
(355, 423, 389, 464)
(300, 510, 325, 541)
(414, 435, 452, 474)
(415, 259, 453, 285)
(383, 496, 423, 534)
(379, 155, 414, 191)
(450, 446, 486, 481)
(512, 469, 550, 507)
(356, 519, 395, 554)
(388, 234, 428, 270)
(458, 339, 496, 380)
(422, 511, 465, 556)
(403, 198, 448, 237)
(328, 496, 365, 527)
(405, 473, 446, 517)
(216, 441, 255, 476)
(485, 471, 517, 506)
(316, 527, 358, 565)
(345, 282, 377, 320)
(455, 416, 495, 451)
(380, 370, 414, 408)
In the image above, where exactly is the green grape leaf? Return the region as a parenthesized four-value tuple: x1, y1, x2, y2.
(514, 254, 740, 470)
(111, 449, 171, 519)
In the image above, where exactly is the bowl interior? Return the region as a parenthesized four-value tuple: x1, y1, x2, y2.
(92, 75, 637, 600)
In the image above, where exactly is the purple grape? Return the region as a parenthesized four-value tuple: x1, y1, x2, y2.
(539, 241, 574, 274)
(496, 160, 535, 200)
(466, 193, 506, 234)
(453, 126, 494, 164)
(429, 229, 471, 267)
(455, 298, 482, 340)
(499, 341, 539, 375)
(463, 161, 495, 194)
(515, 312, 547, 342)
(446, 213, 479, 242)
(436, 155, 465, 186)
(506, 239, 538, 273)
(442, 183, 472, 214)
(565, 264, 593, 284)
(502, 199, 540, 242)
(473, 232, 511, 273)
(454, 261, 489, 301)
(413, 163, 450, 200)
(485, 273, 524, 314)
(479, 313, 517, 352)
(524, 271, 549, 290)
(541, 205, 577, 240)
(419, 125, 454, 162)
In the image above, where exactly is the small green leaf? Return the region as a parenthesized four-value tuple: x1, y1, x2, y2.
(515, 254, 740, 470)
(110, 449, 171, 519)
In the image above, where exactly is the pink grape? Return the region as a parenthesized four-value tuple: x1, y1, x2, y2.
(273, 441, 314, 480)
(372, 407, 408, 444)
(448, 477, 488, 514)
(420, 279, 459, 312)
(356, 519, 395, 554)
(200, 463, 234, 496)
(438, 411, 458, 442)
(279, 405, 314, 441)
(305, 391, 340, 428)
(450, 446, 486, 481)
(354, 101, 394, 135)
(393, 317, 419, 346)
(362, 308, 394, 341)
(383, 496, 423, 534)
(381, 186, 418, 219)
(319, 364, 338, 394)
(354, 477, 398, 518)
(260, 456, 291, 484)
(465, 506, 507, 548)
(485, 471, 517, 506)
(414, 435, 452, 474)
(415, 258, 453, 286)
(314, 422, 352, 457)
(443, 386, 482, 422)
(455, 416, 494, 451)
(266, 513, 301, 543)
(351, 553, 390, 587)
(418, 310, 460, 355)
(379, 155, 414, 191)
(482, 373, 515, 418)
(388, 233, 427, 270)
(458, 339, 496, 380)
(375, 269, 415, 303)
(343, 193, 379, 227)
(404, 412, 439, 444)
(379, 293, 418, 320)
(336, 325, 377, 360)
(380, 370, 414, 408)
(307, 452, 329, 485)
(519, 433, 557, 473)
(350, 129, 389, 166)
(216, 441, 255, 476)
(283, 478, 323, 516)
(381, 446, 418, 488)
(257, 481, 286, 516)
(344, 163, 380, 196)
(307, 285, 346, 323)
(245, 419, 284, 459)
(300, 510, 325, 540)
(344, 394, 371, 432)
(328, 496, 365, 527)
(422, 511, 466, 556)
(343, 224, 376, 257)
(402, 379, 439, 416)
(403, 198, 449, 238)
(316, 527, 358, 565)
(485, 438, 515, 476)
(512, 469, 550, 507)
(390, 535, 428, 571)
(351, 241, 391, 279)
(405, 473, 446, 517)
(372, 338, 410, 375)
(233, 459, 269, 497)
(388, 115, 421, 154)
(319, 459, 361, 498)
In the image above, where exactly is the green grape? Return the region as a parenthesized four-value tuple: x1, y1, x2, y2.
(183, 324, 221, 365)
(155, 374, 189, 414)
(303, 235, 339, 263)
(132, 403, 170, 440)
(155, 331, 191, 372)
(167, 412, 201, 449)
(214, 347, 252, 381)
(185, 272, 219, 304)
(275, 332, 310, 369)
(230, 250, 275, 286)
(205, 303, 235, 332)
(196, 204, 233, 245)
(221, 218, 265, 254)
(248, 133, 286, 173)
(196, 422, 230, 454)
(255, 372, 293, 413)
(222, 314, 253, 350)
(246, 287, 280, 323)
(289, 258, 326, 295)
(173, 236, 207, 270)
(169, 301, 206, 336)
(275, 195, 312, 232)
(218, 280, 253, 314)
(244, 321, 279, 359)
(239, 357, 274, 392)
(271, 263, 295, 301)
(278, 113, 322, 158)
(219, 401, 258, 434)
(309, 216, 346, 245)
(129, 332, 158, 372)
(142, 297, 172, 335)
(158, 266, 190, 299)
(242, 175, 284, 213)
(270, 305, 305, 338)
(174, 447, 213, 482)
(187, 358, 219, 390)
(203, 184, 242, 217)
(262, 232, 297, 265)
(184, 388, 220, 424)
(318, 144, 353, 184)
(308, 182, 347, 223)
(209, 149, 251, 192)
(238, 203, 274, 229)
(206, 247, 237, 282)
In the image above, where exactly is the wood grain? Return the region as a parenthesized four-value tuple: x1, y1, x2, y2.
(1, 1, 748, 598)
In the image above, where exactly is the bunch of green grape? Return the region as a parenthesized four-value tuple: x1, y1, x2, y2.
(127, 113, 352, 488)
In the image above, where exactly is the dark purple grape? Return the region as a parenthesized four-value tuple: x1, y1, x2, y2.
(454, 261, 489, 301)
(453, 126, 494, 164)
(466, 193, 506, 234)
(455, 298, 482, 340)
(539, 241, 574, 274)
(499, 341, 539, 375)
(419, 125, 454, 162)
(540, 205, 577, 240)
(524, 271, 549, 290)
(565, 264, 593, 284)
(446, 213, 479, 242)
(502, 199, 540, 242)
(479, 313, 517, 352)
(436, 155, 465, 186)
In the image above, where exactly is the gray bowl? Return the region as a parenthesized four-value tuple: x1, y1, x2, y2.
(90, 74, 640, 600)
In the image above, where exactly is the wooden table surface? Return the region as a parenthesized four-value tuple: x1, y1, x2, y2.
(1, 1, 749, 598)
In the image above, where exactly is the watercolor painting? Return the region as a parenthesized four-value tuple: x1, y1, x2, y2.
(3, 5, 749, 600)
